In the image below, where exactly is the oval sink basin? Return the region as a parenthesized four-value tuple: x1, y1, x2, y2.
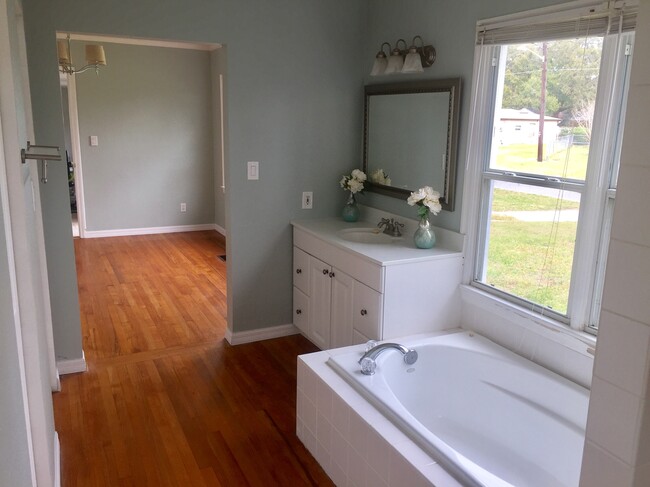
(338, 228, 402, 244)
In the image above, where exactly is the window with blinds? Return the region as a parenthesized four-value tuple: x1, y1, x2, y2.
(465, 1, 636, 332)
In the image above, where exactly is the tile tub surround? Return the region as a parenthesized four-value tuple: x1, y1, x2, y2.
(297, 340, 462, 487)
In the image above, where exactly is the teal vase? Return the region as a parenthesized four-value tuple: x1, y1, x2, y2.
(414, 214, 436, 248)
(342, 193, 360, 222)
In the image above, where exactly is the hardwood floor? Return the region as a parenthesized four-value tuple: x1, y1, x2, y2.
(54, 231, 333, 486)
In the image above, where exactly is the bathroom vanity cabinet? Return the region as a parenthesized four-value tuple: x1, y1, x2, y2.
(293, 247, 381, 348)
(292, 216, 464, 349)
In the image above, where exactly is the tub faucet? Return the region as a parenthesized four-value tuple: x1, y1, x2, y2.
(358, 342, 418, 375)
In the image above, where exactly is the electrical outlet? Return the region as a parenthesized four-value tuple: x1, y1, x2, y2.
(180, 202, 187, 213)
(302, 191, 313, 209)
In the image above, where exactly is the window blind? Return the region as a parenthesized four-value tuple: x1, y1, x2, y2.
(477, 1, 637, 45)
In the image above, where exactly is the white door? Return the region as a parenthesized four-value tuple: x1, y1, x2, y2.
(308, 256, 331, 350)
(330, 268, 353, 349)
(292, 286, 309, 335)
(352, 280, 383, 341)
(0, 0, 59, 485)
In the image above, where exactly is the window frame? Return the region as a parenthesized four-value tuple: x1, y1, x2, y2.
(461, 7, 635, 335)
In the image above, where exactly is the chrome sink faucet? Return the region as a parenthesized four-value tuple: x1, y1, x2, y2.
(390, 219, 404, 237)
(377, 218, 404, 237)
(358, 342, 418, 375)
(377, 217, 393, 235)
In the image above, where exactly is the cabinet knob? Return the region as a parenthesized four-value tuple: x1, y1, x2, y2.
(296, 309, 302, 315)
(360, 309, 368, 316)
(329, 271, 335, 278)
(296, 268, 302, 274)
(322, 268, 329, 275)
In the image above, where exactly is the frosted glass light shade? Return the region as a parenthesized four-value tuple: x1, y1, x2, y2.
(370, 56, 387, 76)
(57, 40, 70, 64)
(85, 45, 106, 66)
(384, 53, 404, 75)
(402, 50, 423, 73)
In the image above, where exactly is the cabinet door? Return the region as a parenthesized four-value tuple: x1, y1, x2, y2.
(352, 329, 371, 345)
(352, 280, 383, 340)
(308, 256, 331, 350)
(330, 268, 354, 349)
(293, 247, 310, 295)
(293, 287, 309, 335)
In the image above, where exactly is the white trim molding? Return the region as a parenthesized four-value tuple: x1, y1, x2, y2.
(55, 32, 221, 51)
(225, 324, 300, 346)
(56, 351, 86, 375)
(83, 224, 218, 239)
(214, 223, 226, 237)
(54, 432, 60, 487)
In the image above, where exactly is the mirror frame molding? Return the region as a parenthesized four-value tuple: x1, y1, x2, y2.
(363, 78, 461, 211)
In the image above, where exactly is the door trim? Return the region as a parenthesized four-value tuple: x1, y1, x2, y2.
(65, 73, 87, 238)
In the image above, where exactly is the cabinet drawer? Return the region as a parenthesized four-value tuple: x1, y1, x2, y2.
(352, 281, 382, 340)
(293, 287, 309, 335)
(293, 247, 310, 294)
(293, 228, 384, 291)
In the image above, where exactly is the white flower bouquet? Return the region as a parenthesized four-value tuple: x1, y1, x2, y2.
(407, 186, 442, 219)
(339, 169, 367, 194)
(370, 168, 391, 186)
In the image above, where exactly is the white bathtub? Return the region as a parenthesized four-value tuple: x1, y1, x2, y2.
(326, 330, 589, 487)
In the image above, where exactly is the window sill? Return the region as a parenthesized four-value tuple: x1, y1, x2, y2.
(460, 284, 597, 356)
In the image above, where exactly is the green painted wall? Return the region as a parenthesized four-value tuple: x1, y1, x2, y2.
(23, 0, 367, 354)
(361, 0, 569, 231)
(73, 42, 215, 231)
(21, 0, 579, 359)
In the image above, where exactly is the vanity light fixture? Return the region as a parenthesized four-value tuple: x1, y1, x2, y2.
(370, 36, 436, 76)
(384, 39, 407, 74)
(57, 34, 107, 75)
(370, 42, 391, 76)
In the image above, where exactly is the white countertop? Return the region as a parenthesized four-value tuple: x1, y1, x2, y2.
(291, 217, 463, 266)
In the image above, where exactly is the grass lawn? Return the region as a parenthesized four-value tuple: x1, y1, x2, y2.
(493, 143, 589, 180)
(484, 188, 579, 314)
(486, 219, 576, 313)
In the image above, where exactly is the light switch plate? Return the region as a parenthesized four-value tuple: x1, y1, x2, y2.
(247, 161, 259, 180)
(302, 191, 313, 209)
(89, 135, 99, 146)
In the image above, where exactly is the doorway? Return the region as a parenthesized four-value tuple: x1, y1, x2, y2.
(59, 73, 80, 237)
(57, 34, 226, 239)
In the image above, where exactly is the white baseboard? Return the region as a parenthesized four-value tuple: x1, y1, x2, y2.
(54, 431, 60, 487)
(83, 223, 218, 238)
(56, 351, 86, 375)
(214, 223, 226, 236)
(225, 323, 299, 345)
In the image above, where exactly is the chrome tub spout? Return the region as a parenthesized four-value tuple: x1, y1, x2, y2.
(358, 342, 418, 375)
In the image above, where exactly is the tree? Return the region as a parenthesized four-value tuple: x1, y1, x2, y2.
(574, 100, 595, 140)
(502, 38, 602, 121)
